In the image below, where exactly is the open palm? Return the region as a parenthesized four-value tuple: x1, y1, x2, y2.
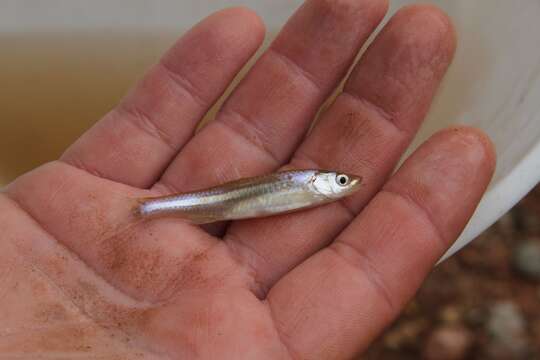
(0, 1, 495, 359)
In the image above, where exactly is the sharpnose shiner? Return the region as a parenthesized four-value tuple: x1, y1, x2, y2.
(138, 170, 362, 224)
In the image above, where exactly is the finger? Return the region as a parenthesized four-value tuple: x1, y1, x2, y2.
(61, 7, 265, 188)
(154, 0, 388, 195)
(225, 5, 456, 295)
(267, 128, 496, 359)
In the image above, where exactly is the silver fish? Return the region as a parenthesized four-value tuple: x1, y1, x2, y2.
(138, 170, 362, 224)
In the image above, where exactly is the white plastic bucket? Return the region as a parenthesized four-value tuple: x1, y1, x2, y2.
(2, 0, 540, 260)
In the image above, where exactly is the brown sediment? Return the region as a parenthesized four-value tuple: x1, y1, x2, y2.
(34, 303, 69, 323)
(77, 280, 100, 298)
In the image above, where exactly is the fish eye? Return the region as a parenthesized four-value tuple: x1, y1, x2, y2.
(336, 174, 349, 186)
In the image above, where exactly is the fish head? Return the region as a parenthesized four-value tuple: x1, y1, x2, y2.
(311, 171, 362, 199)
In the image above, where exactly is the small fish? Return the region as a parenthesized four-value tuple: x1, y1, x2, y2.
(138, 170, 362, 224)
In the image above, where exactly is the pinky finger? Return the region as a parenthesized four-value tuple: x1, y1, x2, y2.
(61, 7, 265, 188)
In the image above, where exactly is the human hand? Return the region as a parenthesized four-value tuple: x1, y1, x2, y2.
(0, 1, 495, 359)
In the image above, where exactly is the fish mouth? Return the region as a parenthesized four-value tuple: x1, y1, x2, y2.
(350, 175, 363, 187)
(346, 175, 363, 194)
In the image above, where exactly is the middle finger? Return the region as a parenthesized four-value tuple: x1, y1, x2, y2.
(225, 5, 457, 296)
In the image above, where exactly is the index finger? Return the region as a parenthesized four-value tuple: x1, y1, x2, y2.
(267, 128, 495, 359)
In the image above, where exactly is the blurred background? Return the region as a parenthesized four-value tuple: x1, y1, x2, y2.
(1, 1, 539, 359)
(363, 192, 540, 359)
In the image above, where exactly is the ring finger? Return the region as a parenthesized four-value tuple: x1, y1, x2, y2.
(153, 0, 388, 196)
